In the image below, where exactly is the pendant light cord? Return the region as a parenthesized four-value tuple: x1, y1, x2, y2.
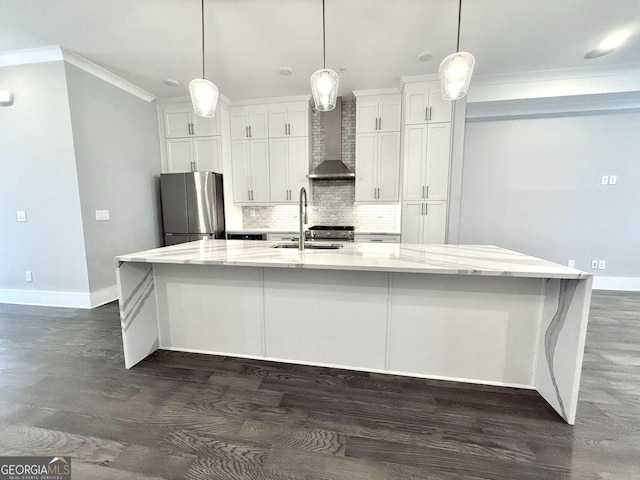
(322, 0, 326, 69)
(201, 0, 206, 79)
(456, 0, 462, 52)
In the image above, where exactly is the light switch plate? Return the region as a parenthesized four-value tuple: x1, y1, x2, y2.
(567, 260, 575, 268)
(601, 176, 609, 185)
(598, 260, 606, 270)
(95, 210, 110, 221)
(609, 175, 617, 185)
(17, 211, 27, 222)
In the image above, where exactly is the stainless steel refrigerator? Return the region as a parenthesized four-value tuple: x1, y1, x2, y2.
(160, 172, 225, 246)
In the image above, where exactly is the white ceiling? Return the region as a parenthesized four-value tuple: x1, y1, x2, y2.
(1, 0, 639, 100)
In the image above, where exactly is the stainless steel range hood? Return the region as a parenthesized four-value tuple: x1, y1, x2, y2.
(308, 99, 355, 179)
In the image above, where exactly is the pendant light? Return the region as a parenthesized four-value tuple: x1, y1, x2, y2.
(189, 0, 219, 117)
(439, 0, 475, 101)
(310, 0, 339, 111)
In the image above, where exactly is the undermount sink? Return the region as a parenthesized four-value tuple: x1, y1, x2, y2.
(271, 242, 344, 250)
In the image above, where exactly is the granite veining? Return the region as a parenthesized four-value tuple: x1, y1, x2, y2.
(116, 240, 590, 280)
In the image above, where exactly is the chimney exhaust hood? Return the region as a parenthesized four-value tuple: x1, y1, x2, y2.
(308, 99, 355, 179)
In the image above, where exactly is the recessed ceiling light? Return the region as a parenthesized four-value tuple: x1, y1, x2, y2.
(417, 51, 433, 62)
(278, 67, 293, 76)
(584, 29, 631, 59)
(164, 78, 180, 87)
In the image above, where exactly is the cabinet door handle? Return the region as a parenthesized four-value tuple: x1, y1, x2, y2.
(245, 126, 249, 138)
(426, 185, 429, 198)
(429, 106, 432, 121)
(425, 203, 428, 215)
(422, 185, 425, 198)
(425, 107, 428, 121)
(249, 126, 252, 137)
(248, 190, 251, 201)
(378, 117, 382, 130)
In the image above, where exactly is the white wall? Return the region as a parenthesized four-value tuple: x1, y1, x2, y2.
(0, 61, 90, 299)
(458, 109, 640, 279)
(65, 63, 162, 296)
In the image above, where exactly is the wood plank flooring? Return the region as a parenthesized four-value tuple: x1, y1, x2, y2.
(0, 291, 639, 479)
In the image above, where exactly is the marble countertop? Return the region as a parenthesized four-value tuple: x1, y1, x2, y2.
(116, 240, 590, 280)
(227, 229, 402, 235)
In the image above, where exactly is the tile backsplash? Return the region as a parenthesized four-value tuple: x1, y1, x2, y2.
(242, 100, 400, 231)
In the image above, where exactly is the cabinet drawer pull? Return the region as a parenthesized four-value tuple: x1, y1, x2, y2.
(370, 239, 383, 242)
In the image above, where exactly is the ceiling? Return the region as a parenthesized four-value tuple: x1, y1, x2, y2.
(1, 0, 639, 100)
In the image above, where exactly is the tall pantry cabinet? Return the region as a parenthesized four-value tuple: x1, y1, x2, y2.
(400, 82, 454, 244)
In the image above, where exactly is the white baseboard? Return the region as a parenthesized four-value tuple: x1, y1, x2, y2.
(89, 284, 119, 308)
(593, 276, 640, 292)
(0, 284, 118, 309)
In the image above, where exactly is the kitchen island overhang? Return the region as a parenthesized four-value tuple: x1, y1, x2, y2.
(116, 240, 592, 424)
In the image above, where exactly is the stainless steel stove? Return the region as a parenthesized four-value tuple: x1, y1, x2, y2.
(306, 225, 355, 242)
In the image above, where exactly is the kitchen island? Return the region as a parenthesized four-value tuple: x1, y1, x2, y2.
(116, 240, 592, 424)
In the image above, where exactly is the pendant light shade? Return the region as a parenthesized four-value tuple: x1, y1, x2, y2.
(310, 68, 339, 112)
(190, 0, 219, 118)
(310, 0, 338, 111)
(189, 78, 218, 118)
(439, 0, 474, 100)
(439, 51, 475, 100)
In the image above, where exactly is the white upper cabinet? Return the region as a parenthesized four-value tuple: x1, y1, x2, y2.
(163, 103, 220, 138)
(268, 102, 309, 138)
(269, 137, 309, 203)
(403, 123, 451, 201)
(404, 85, 452, 124)
(230, 105, 269, 140)
(355, 93, 401, 133)
(166, 137, 222, 173)
(231, 139, 270, 203)
(355, 131, 400, 203)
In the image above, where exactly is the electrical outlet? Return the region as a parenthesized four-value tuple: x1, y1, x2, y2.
(598, 260, 606, 270)
(250, 209, 256, 217)
(95, 210, 110, 221)
(17, 211, 27, 222)
(567, 260, 575, 268)
(591, 260, 598, 269)
(609, 175, 617, 185)
(25, 271, 33, 282)
(601, 176, 609, 185)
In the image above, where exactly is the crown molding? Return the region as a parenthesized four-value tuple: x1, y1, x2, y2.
(0, 45, 157, 103)
(60, 48, 156, 102)
(352, 87, 401, 97)
(232, 94, 312, 106)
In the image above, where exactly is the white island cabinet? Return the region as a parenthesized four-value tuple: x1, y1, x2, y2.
(116, 241, 593, 425)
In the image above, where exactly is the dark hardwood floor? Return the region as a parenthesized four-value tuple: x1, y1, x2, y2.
(0, 291, 639, 479)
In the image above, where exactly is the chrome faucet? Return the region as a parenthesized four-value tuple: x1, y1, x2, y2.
(299, 187, 308, 250)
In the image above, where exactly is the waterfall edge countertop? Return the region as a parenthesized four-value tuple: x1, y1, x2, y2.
(116, 239, 589, 280)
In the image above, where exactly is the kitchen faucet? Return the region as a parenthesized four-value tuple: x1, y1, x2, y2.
(299, 187, 308, 250)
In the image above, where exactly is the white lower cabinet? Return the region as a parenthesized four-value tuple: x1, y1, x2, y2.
(231, 140, 270, 203)
(269, 137, 309, 203)
(354, 234, 401, 243)
(166, 137, 222, 173)
(401, 201, 447, 244)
